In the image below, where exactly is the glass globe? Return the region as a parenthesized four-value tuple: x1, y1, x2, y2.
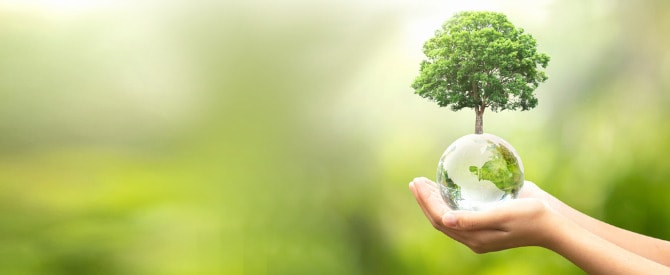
(437, 133, 524, 211)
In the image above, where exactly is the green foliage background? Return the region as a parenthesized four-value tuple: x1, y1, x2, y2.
(0, 0, 669, 274)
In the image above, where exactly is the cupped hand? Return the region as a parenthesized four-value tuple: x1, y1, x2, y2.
(409, 177, 564, 253)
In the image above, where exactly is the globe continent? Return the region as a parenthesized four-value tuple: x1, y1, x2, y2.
(436, 133, 524, 210)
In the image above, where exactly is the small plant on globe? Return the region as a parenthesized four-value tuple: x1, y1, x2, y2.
(411, 11, 549, 210)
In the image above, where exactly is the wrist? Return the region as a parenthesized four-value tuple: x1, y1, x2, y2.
(536, 206, 576, 250)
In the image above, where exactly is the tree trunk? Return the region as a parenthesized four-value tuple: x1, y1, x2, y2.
(472, 82, 484, 134)
(475, 108, 484, 134)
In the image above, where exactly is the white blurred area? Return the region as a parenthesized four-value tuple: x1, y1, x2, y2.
(0, 0, 203, 146)
(0, 0, 612, 151)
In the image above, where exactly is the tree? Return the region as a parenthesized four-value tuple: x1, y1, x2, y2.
(411, 11, 550, 134)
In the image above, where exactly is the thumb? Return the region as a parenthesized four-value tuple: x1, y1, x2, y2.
(442, 209, 508, 231)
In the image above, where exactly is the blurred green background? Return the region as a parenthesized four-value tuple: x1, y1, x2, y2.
(0, 0, 669, 274)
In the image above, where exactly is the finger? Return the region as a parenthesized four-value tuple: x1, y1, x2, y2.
(410, 177, 438, 192)
(443, 205, 514, 231)
(416, 177, 439, 189)
(411, 177, 450, 228)
(518, 180, 539, 198)
(409, 179, 438, 226)
(443, 228, 512, 253)
(446, 198, 545, 231)
(412, 178, 446, 209)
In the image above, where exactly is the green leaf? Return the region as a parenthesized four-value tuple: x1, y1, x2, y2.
(411, 11, 550, 132)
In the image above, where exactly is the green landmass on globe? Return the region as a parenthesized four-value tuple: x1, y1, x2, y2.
(441, 170, 460, 200)
(436, 134, 524, 210)
(468, 142, 523, 192)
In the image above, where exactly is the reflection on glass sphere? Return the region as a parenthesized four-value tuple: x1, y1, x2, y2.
(437, 133, 524, 211)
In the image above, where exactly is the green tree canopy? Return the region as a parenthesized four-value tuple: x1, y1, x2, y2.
(411, 11, 550, 134)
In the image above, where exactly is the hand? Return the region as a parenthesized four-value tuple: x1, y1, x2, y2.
(409, 177, 563, 253)
(410, 177, 670, 274)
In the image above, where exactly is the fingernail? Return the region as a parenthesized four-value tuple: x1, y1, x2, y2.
(408, 181, 415, 190)
(442, 213, 457, 228)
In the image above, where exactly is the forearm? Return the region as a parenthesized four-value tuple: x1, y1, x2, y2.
(546, 216, 670, 275)
(542, 190, 670, 266)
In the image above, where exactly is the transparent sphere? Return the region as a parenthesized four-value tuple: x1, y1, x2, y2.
(437, 133, 524, 211)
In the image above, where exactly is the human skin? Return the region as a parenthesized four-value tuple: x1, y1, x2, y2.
(409, 177, 670, 274)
